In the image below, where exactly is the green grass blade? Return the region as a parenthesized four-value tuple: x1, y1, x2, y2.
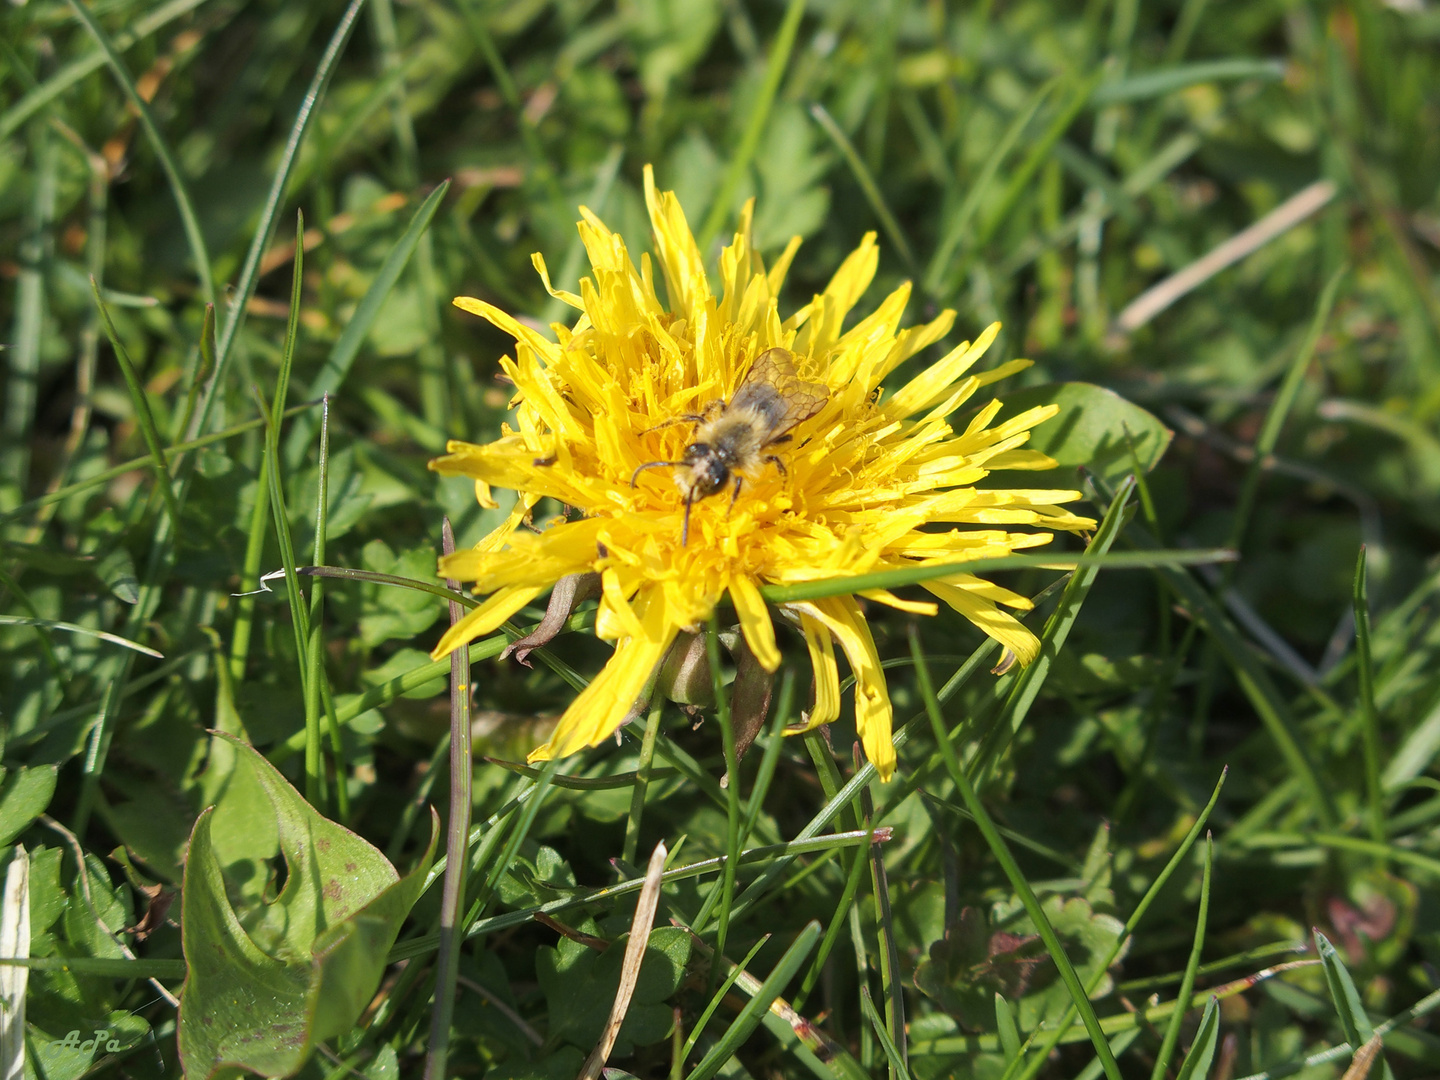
(425, 518, 475, 1080)
(971, 478, 1136, 781)
(282, 179, 450, 467)
(1315, 930, 1378, 1048)
(0, 616, 163, 659)
(258, 223, 317, 798)
(87, 279, 182, 530)
(685, 921, 821, 1080)
(911, 638, 1123, 1080)
(1227, 266, 1347, 559)
(861, 777, 906, 1080)
(622, 699, 666, 869)
(1150, 834, 1213, 1080)
(1091, 57, 1286, 105)
(405, 832, 877, 953)
(65, 0, 214, 305)
(973, 70, 1104, 252)
(1173, 997, 1220, 1080)
(194, 0, 367, 440)
(2, 123, 53, 492)
(699, 615, 743, 975)
(696, 0, 807, 253)
(1354, 547, 1386, 854)
(679, 936, 771, 1065)
(1156, 560, 1337, 826)
(308, 396, 347, 816)
(759, 546, 1232, 605)
(808, 102, 917, 271)
(861, 987, 915, 1080)
(1308, 833, 1440, 878)
(1, 402, 318, 525)
(791, 819, 872, 1015)
(741, 672, 794, 844)
(923, 78, 1054, 294)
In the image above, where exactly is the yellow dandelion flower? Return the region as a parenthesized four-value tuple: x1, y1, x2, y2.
(430, 166, 1094, 780)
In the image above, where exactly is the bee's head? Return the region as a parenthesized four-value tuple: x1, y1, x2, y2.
(681, 443, 729, 498)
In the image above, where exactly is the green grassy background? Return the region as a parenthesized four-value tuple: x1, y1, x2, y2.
(4, 0, 1440, 1076)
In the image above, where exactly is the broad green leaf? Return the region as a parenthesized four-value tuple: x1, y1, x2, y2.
(357, 539, 446, 646)
(537, 925, 691, 1058)
(177, 735, 436, 1079)
(0, 765, 57, 846)
(994, 382, 1171, 486)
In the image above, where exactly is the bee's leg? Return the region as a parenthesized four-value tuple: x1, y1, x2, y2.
(728, 475, 744, 513)
(639, 414, 706, 437)
(762, 455, 787, 477)
(682, 490, 696, 546)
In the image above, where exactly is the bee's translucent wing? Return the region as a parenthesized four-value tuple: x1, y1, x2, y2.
(730, 348, 829, 442)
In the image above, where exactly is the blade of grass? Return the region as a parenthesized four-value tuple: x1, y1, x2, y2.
(808, 101, 916, 272)
(1354, 547, 1385, 856)
(1174, 998, 1221, 1080)
(395, 830, 881, 954)
(64, 0, 214, 305)
(2, 122, 54, 493)
(257, 222, 318, 799)
(790, 819, 873, 1015)
(861, 987, 915, 1080)
(308, 396, 348, 817)
(740, 672, 795, 845)
(192, 0, 367, 440)
(622, 699, 666, 869)
(1316, 929, 1389, 1080)
(759, 546, 1233, 605)
(1112, 180, 1340, 337)
(864, 772, 906, 1080)
(679, 935, 771, 1066)
(923, 78, 1055, 294)
(684, 921, 821, 1080)
(971, 477, 1136, 782)
(943, 69, 1105, 295)
(0, 617, 163, 659)
(683, 927, 871, 1080)
(1156, 558, 1338, 826)
(911, 638, 1122, 1080)
(1091, 57, 1286, 104)
(1149, 834, 1213, 1080)
(1, 401, 318, 525)
(89, 278, 182, 531)
(996, 994, 1022, 1065)
(282, 180, 450, 467)
(1226, 266, 1348, 563)
(695, 0, 807, 254)
(423, 518, 474, 1080)
(699, 614, 743, 977)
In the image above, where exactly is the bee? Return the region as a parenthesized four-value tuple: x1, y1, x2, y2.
(631, 347, 829, 545)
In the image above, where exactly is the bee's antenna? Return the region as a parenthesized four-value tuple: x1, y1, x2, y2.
(630, 460, 681, 487)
